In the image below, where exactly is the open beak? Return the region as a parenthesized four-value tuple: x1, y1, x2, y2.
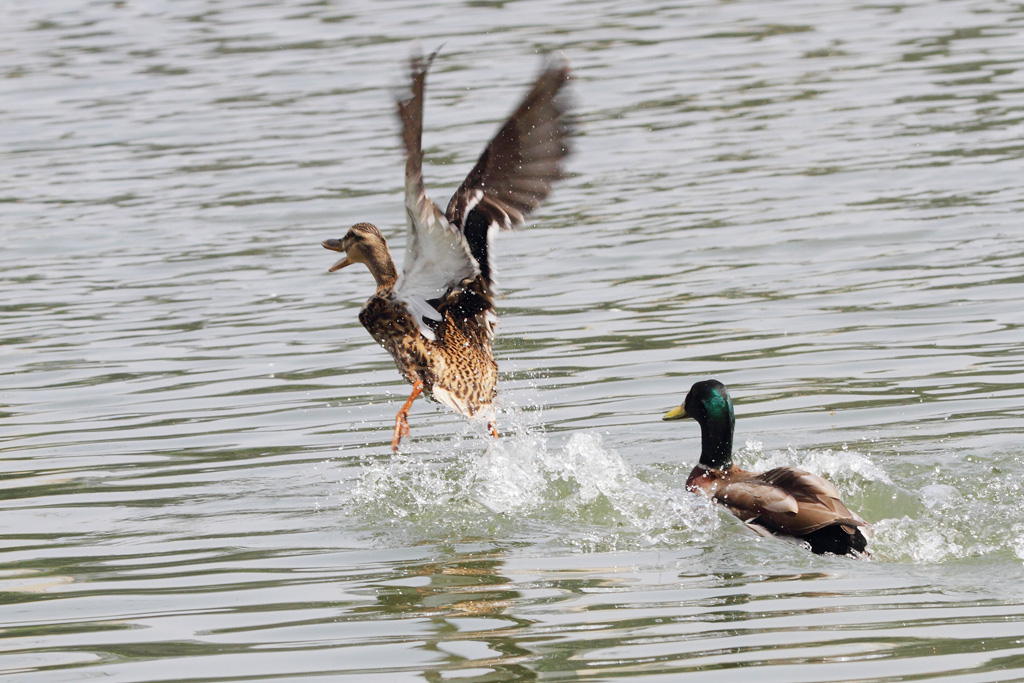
(662, 405, 689, 421)
(322, 239, 351, 272)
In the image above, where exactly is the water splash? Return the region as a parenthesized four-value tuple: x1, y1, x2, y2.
(342, 426, 719, 551)
(871, 517, 968, 563)
(716, 440, 995, 563)
(741, 440, 893, 493)
(342, 425, 1024, 564)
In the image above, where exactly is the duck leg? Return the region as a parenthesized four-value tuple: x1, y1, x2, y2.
(487, 422, 499, 439)
(391, 380, 424, 452)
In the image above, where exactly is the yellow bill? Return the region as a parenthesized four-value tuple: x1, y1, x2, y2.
(662, 405, 689, 421)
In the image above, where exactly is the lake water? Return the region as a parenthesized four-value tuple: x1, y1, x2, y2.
(4, 0, 1024, 680)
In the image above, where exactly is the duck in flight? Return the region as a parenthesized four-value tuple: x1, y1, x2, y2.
(323, 50, 572, 451)
(664, 380, 871, 556)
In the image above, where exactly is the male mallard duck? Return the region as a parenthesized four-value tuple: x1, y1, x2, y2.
(664, 380, 871, 556)
(323, 50, 572, 451)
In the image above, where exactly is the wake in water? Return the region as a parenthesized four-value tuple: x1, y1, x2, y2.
(338, 409, 1024, 563)
(742, 440, 1024, 564)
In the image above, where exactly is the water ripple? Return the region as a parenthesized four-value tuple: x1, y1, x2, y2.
(5, 0, 1024, 679)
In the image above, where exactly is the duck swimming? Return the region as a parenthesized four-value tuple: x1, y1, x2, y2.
(664, 380, 871, 556)
(323, 50, 572, 451)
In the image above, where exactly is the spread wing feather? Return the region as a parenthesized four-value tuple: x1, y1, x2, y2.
(445, 55, 573, 285)
(392, 49, 572, 338)
(393, 48, 480, 339)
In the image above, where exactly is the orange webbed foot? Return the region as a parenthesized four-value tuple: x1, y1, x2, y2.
(391, 414, 411, 452)
(391, 380, 424, 452)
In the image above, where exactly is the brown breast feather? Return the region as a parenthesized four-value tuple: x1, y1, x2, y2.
(358, 280, 497, 418)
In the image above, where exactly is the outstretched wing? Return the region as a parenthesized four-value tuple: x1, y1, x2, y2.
(393, 48, 479, 339)
(445, 54, 573, 285)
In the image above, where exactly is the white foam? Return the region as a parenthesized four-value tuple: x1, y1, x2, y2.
(871, 516, 965, 563)
(342, 426, 718, 550)
(341, 422, 1024, 565)
(1011, 525, 1024, 562)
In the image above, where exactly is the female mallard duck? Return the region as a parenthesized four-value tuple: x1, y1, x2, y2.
(323, 50, 572, 451)
(664, 380, 871, 556)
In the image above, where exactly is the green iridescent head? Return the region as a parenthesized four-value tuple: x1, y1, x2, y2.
(663, 379, 736, 470)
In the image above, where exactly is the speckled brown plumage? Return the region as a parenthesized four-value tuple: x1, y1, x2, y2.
(357, 276, 497, 421)
(322, 49, 572, 450)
